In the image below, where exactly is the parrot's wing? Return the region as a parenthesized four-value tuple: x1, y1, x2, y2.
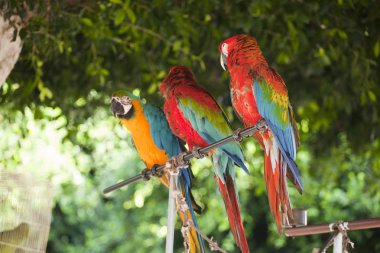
(143, 103, 182, 157)
(253, 70, 302, 190)
(143, 103, 192, 184)
(177, 93, 248, 174)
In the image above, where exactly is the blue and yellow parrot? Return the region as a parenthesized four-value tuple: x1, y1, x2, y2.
(111, 91, 204, 253)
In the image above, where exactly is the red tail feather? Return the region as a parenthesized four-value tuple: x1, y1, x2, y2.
(264, 151, 282, 233)
(261, 131, 293, 234)
(217, 177, 250, 253)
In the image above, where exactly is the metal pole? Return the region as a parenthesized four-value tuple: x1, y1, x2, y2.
(103, 174, 146, 194)
(165, 172, 178, 253)
(103, 122, 265, 194)
(333, 232, 343, 253)
(285, 218, 380, 237)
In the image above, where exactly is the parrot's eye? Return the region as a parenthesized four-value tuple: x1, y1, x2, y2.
(221, 43, 228, 56)
(120, 96, 132, 105)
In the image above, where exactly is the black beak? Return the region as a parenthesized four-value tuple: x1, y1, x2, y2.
(111, 98, 122, 117)
(111, 96, 133, 118)
(220, 52, 227, 71)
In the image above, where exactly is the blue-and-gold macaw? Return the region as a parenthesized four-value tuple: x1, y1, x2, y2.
(111, 91, 204, 253)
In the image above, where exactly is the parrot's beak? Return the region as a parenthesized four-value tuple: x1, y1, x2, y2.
(220, 53, 227, 71)
(111, 96, 133, 118)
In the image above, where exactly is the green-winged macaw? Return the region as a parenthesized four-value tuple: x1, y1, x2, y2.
(219, 34, 303, 232)
(160, 66, 250, 253)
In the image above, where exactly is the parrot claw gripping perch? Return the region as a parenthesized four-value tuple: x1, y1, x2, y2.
(256, 120, 268, 134)
(151, 164, 165, 177)
(192, 146, 205, 159)
(141, 168, 151, 181)
(232, 128, 244, 143)
(167, 152, 189, 170)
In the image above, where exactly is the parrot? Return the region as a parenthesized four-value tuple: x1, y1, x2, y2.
(219, 34, 303, 233)
(160, 66, 251, 253)
(111, 91, 205, 253)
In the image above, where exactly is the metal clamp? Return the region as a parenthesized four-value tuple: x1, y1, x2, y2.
(151, 164, 164, 177)
(171, 152, 190, 169)
(141, 169, 151, 181)
(256, 120, 268, 134)
(232, 128, 243, 143)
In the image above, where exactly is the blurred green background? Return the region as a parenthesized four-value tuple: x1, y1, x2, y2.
(1, 0, 380, 252)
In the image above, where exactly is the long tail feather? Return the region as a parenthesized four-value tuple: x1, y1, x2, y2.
(261, 131, 294, 233)
(264, 151, 282, 233)
(216, 175, 250, 253)
(266, 121, 303, 193)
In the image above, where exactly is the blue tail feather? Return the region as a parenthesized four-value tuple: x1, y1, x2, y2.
(179, 169, 206, 252)
(222, 149, 249, 174)
(276, 140, 303, 192)
(267, 122, 303, 192)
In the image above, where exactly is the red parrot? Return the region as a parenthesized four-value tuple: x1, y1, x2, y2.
(160, 66, 251, 253)
(219, 34, 303, 233)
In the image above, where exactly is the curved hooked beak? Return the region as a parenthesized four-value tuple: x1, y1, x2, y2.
(111, 96, 132, 118)
(220, 52, 227, 71)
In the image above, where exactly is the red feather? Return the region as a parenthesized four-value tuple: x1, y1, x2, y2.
(217, 176, 250, 253)
(221, 34, 300, 233)
(161, 66, 250, 252)
(163, 95, 208, 149)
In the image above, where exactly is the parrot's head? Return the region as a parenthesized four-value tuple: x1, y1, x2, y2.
(111, 91, 135, 119)
(160, 66, 195, 98)
(219, 34, 261, 70)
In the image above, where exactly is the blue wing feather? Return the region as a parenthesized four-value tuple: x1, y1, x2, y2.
(253, 80, 303, 191)
(143, 103, 181, 157)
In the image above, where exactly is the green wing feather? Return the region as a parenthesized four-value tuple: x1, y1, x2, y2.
(177, 96, 248, 173)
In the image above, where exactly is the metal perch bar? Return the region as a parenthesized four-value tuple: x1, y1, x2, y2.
(103, 121, 267, 194)
(285, 218, 380, 237)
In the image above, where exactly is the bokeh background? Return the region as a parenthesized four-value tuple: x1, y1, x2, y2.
(1, 0, 380, 252)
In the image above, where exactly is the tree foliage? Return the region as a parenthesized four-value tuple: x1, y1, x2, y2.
(1, 0, 380, 252)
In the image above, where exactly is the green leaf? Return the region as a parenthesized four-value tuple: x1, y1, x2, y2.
(109, 0, 123, 4)
(374, 40, 380, 58)
(172, 40, 181, 52)
(125, 8, 136, 24)
(81, 17, 93, 27)
(368, 90, 377, 102)
(114, 9, 125, 25)
(337, 30, 348, 40)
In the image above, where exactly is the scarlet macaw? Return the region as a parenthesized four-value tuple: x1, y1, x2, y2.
(219, 34, 303, 232)
(160, 66, 250, 253)
(111, 91, 205, 253)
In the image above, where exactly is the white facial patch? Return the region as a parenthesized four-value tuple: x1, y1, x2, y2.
(220, 43, 229, 71)
(221, 43, 228, 56)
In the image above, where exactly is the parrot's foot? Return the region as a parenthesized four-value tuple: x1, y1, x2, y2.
(256, 119, 268, 133)
(191, 146, 205, 159)
(232, 128, 244, 142)
(141, 168, 151, 181)
(151, 164, 164, 177)
(166, 152, 189, 171)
